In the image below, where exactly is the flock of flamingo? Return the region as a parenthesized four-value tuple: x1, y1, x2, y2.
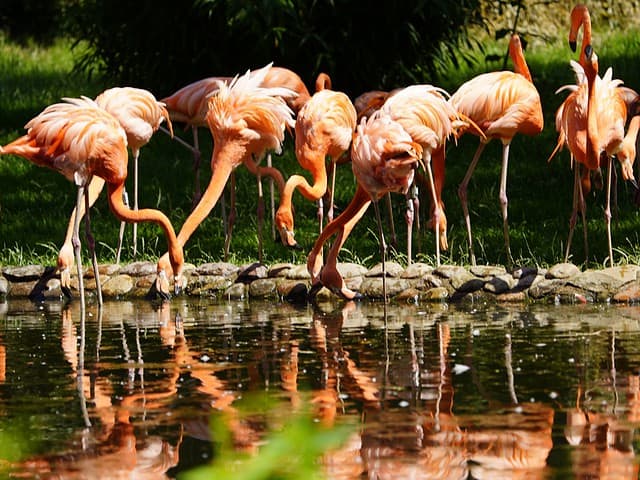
(1, 4, 639, 307)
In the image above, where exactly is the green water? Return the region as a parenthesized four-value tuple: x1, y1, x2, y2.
(0, 297, 639, 479)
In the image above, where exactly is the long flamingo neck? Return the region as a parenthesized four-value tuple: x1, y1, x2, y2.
(283, 160, 328, 202)
(311, 185, 371, 254)
(176, 150, 236, 246)
(107, 182, 183, 274)
(585, 65, 600, 169)
(510, 39, 533, 83)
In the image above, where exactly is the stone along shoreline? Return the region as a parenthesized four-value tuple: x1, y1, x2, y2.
(2, 261, 640, 304)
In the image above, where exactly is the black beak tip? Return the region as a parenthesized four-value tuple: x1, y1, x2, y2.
(569, 40, 577, 52)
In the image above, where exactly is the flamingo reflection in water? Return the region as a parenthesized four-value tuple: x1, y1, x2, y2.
(564, 327, 639, 479)
(311, 310, 554, 479)
(15, 305, 181, 479)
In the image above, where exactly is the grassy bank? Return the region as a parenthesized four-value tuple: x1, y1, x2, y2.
(0, 28, 639, 271)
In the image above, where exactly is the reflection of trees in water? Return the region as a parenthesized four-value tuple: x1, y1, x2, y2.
(2, 300, 640, 477)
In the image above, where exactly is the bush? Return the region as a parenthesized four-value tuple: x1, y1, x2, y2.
(65, 0, 484, 97)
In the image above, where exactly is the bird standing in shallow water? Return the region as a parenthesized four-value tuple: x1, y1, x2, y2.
(56, 87, 173, 297)
(307, 110, 422, 302)
(450, 34, 543, 266)
(275, 87, 357, 248)
(1, 97, 185, 308)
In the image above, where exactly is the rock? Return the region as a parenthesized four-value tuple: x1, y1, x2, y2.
(484, 274, 516, 294)
(0, 277, 8, 296)
(224, 283, 247, 299)
(119, 261, 157, 277)
(395, 287, 421, 303)
(237, 263, 268, 283)
(422, 287, 449, 301)
(470, 265, 507, 277)
(196, 262, 239, 276)
(419, 273, 443, 289)
(513, 266, 544, 279)
(496, 291, 527, 302)
(433, 265, 468, 279)
(86, 264, 120, 277)
(187, 276, 233, 296)
(450, 270, 484, 292)
(613, 284, 640, 303)
(366, 261, 404, 278)
(600, 265, 640, 285)
(401, 262, 433, 279)
(527, 278, 566, 299)
(279, 281, 308, 304)
(360, 277, 411, 298)
(568, 270, 625, 300)
(249, 278, 278, 298)
(546, 262, 580, 279)
(269, 263, 295, 278)
(101, 274, 134, 297)
(286, 264, 311, 280)
(2, 265, 46, 281)
(337, 262, 368, 278)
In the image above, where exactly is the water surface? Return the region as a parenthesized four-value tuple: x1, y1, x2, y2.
(1, 297, 639, 478)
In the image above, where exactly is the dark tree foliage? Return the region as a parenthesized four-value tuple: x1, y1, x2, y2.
(0, 0, 67, 44)
(66, 0, 484, 98)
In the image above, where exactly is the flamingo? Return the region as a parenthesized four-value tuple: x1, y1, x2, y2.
(56, 87, 173, 297)
(161, 66, 312, 259)
(583, 44, 628, 266)
(381, 84, 463, 266)
(155, 63, 296, 285)
(274, 88, 357, 247)
(549, 63, 591, 262)
(307, 110, 423, 301)
(450, 33, 544, 266)
(0, 97, 185, 309)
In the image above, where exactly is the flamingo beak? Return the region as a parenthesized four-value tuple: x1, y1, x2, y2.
(569, 40, 577, 52)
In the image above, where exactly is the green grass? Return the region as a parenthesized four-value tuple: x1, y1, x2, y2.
(1, 28, 640, 271)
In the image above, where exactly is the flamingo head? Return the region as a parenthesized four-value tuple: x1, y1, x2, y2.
(57, 242, 75, 299)
(155, 252, 186, 299)
(274, 207, 302, 249)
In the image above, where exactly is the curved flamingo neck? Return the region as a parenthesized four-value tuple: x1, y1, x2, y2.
(176, 150, 236, 246)
(107, 182, 183, 275)
(315, 73, 332, 92)
(571, 5, 592, 66)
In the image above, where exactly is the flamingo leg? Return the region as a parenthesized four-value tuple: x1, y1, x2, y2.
(115, 189, 128, 264)
(405, 189, 414, 266)
(499, 142, 514, 267)
(84, 187, 103, 307)
(458, 141, 487, 266)
(385, 193, 398, 250)
(132, 150, 139, 257)
(256, 169, 264, 264)
(308, 186, 370, 300)
(565, 164, 581, 262)
(267, 153, 276, 241)
(192, 126, 202, 207)
(73, 185, 86, 314)
(605, 156, 614, 267)
(59, 176, 105, 297)
(579, 170, 589, 263)
(327, 159, 337, 223)
(372, 199, 387, 303)
(223, 172, 237, 261)
(422, 152, 441, 266)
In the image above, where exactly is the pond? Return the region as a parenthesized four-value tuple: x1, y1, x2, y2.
(0, 297, 639, 479)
